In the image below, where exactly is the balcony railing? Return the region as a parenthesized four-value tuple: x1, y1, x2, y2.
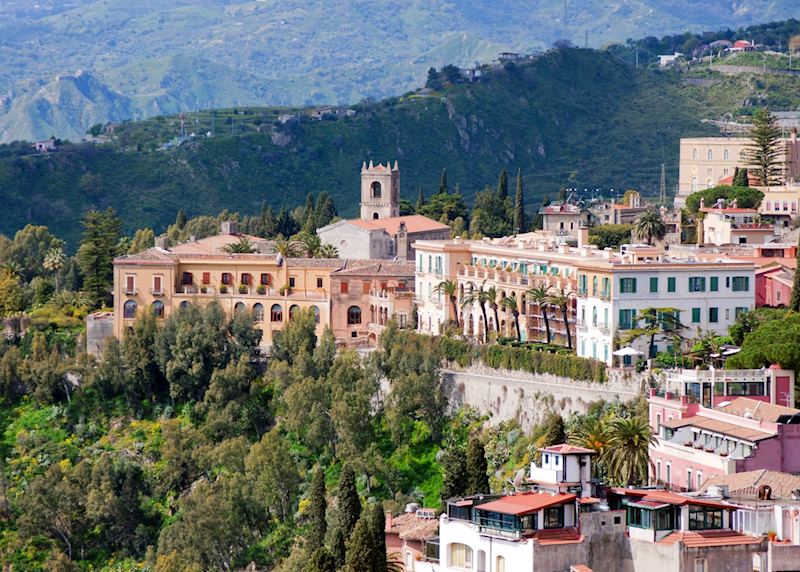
(123, 287, 137, 296)
(150, 288, 165, 296)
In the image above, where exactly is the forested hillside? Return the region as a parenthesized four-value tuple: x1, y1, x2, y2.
(2, 47, 800, 247)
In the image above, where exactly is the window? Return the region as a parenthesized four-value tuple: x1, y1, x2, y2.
(692, 148, 698, 160)
(253, 303, 264, 322)
(448, 543, 473, 569)
(202, 272, 211, 285)
(340, 282, 349, 294)
(179, 301, 189, 310)
(697, 472, 703, 490)
(649, 277, 658, 293)
(723, 148, 729, 160)
(692, 308, 701, 323)
(496, 556, 506, 572)
(689, 508, 723, 530)
(667, 277, 676, 292)
(620, 278, 637, 293)
(234, 302, 246, 313)
(152, 300, 164, 318)
(731, 276, 750, 292)
(125, 275, 135, 293)
(123, 300, 137, 319)
(694, 558, 708, 572)
(543, 506, 564, 528)
(289, 276, 296, 288)
(362, 281, 371, 294)
(691, 177, 698, 193)
(626, 505, 652, 528)
(688, 277, 706, 292)
(152, 275, 163, 294)
(602, 277, 610, 298)
(371, 181, 382, 198)
(709, 307, 719, 323)
(578, 274, 588, 294)
(666, 464, 671, 486)
(347, 306, 362, 325)
(270, 304, 283, 322)
(221, 272, 232, 285)
(619, 309, 636, 330)
(592, 276, 598, 296)
(316, 277, 323, 288)
(260, 273, 270, 286)
(687, 469, 693, 491)
(735, 307, 748, 318)
(710, 276, 718, 291)
(707, 149, 713, 160)
(241, 273, 251, 286)
(289, 305, 299, 320)
(311, 305, 320, 324)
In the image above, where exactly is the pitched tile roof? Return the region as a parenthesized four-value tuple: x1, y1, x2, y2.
(386, 512, 440, 542)
(659, 530, 761, 547)
(612, 488, 733, 510)
(716, 397, 800, 423)
(659, 415, 776, 442)
(168, 233, 272, 254)
(332, 260, 415, 276)
(474, 492, 576, 516)
(541, 444, 597, 455)
(699, 470, 800, 499)
(347, 214, 450, 234)
(531, 527, 583, 545)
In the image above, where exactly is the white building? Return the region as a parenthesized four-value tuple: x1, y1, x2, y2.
(700, 202, 775, 246)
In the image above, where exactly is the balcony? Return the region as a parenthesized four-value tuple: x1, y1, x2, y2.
(529, 465, 561, 485)
(150, 288, 165, 296)
(123, 287, 137, 296)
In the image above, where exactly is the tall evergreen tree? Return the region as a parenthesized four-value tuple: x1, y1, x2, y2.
(513, 169, 526, 234)
(466, 435, 489, 495)
(497, 168, 508, 200)
(262, 205, 278, 238)
(440, 447, 468, 502)
(415, 186, 426, 213)
(309, 547, 336, 572)
(337, 464, 361, 540)
(439, 168, 449, 195)
(330, 526, 347, 569)
(313, 193, 337, 229)
(343, 514, 375, 572)
(368, 502, 387, 572)
(175, 209, 188, 230)
(308, 467, 328, 548)
(76, 207, 122, 308)
(790, 234, 800, 311)
(746, 108, 783, 186)
(733, 167, 749, 187)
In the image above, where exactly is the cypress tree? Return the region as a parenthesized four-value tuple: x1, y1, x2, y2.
(330, 526, 347, 569)
(369, 503, 387, 572)
(513, 168, 526, 234)
(343, 514, 375, 572)
(466, 435, 489, 495)
(497, 168, 508, 200)
(440, 446, 468, 502)
(309, 547, 336, 572)
(745, 108, 783, 186)
(337, 464, 361, 539)
(733, 167, 749, 187)
(308, 467, 327, 548)
(415, 186, 426, 213)
(790, 234, 800, 311)
(175, 209, 187, 230)
(439, 168, 449, 195)
(262, 205, 278, 237)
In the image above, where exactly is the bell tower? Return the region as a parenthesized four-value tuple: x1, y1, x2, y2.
(360, 160, 400, 220)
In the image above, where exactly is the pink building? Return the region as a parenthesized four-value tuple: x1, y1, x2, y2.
(756, 262, 795, 307)
(649, 369, 800, 494)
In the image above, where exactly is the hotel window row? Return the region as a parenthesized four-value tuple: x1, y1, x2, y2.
(123, 300, 321, 323)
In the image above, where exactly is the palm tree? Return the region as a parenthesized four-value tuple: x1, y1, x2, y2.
(526, 283, 552, 344)
(297, 233, 321, 257)
(317, 243, 339, 258)
(500, 296, 521, 341)
(434, 279, 459, 325)
(221, 236, 257, 253)
(461, 282, 491, 342)
(486, 286, 500, 332)
(633, 210, 667, 245)
(274, 234, 302, 293)
(620, 307, 684, 360)
(547, 287, 574, 350)
(605, 416, 656, 486)
(569, 415, 609, 478)
(43, 246, 66, 293)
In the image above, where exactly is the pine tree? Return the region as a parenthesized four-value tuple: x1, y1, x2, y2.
(497, 168, 508, 200)
(262, 205, 278, 238)
(313, 193, 337, 229)
(746, 108, 783, 186)
(439, 168, 449, 195)
(309, 547, 336, 572)
(415, 186, 426, 213)
(76, 207, 122, 308)
(308, 467, 327, 548)
(466, 435, 489, 495)
(790, 234, 800, 311)
(513, 168, 526, 234)
(343, 515, 375, 572)
(368, 502, 387, 572)
(440, 447, 468, 502)
(337, 464, 361, 539)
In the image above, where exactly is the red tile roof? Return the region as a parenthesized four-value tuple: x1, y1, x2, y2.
(347, 214, 450, 234)
(715, 397, 800, 423)
(531, 527, 583, 545)
(475, 492, 576, 516)
(659, 530, 761, 547)
(571, 566, 592, 572)
(717, 172, 761, 186)
(386, 512, 440, 542)
(612, 488, 733, 510)
(542, 444, 597, 455)
(700, 207, 759, 214)
(699, 469, 800, 499)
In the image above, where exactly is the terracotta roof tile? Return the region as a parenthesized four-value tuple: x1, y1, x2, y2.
(475, 492, 575, 516)
(541, 444, 597, 455)
(347, 214, 450, 234)
(386, 512, 439, 542)
(659, 530, 761, 547)
(699, 470, 800, 499)
(659, 415, 776, 442)
(716, 397, 800, 423)
(571, 566, 593, 572)
(531, 527, 583, 545)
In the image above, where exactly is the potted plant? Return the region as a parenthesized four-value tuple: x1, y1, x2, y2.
(767, 530, 777, 541)
(257, 284, 266, 295)
(200, 286, 208, 294)
(238, 284, 248, 294)
(220, 285, 228, 294)
(279, 284, 290, 296)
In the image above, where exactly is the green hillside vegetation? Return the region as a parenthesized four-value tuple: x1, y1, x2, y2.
(3, 47, 800, 247)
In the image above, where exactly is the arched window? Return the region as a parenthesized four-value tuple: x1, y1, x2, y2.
(592, 276, 598, 296)
(497, 556, 506, 572)
(152, 300, 165, 318)
(723, 148, 729, 161)
(179, 301, 190, 310)
(123, 300, 137, 319)
(253, 303, 264, 322)
(740, 149, 747, 161)
(311, 305, 320, 324)
(592, 306, 598, 327)
(707, 148, 713, 161)
(371, 181, 382, 198)
(448, 543, 473, 569)
(692, 148, 698, 160)
(372, 212, 379, 219)
(234, 302, 246, 313)
(347, 305, 362, 325)
(289, 304, 300, 319)
(270, 304, 283, 322)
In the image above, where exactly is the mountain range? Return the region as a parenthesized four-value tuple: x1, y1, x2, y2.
(1, 0, 799, 142)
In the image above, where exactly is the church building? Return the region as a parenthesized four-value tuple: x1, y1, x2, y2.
(317, 161, 450, 260)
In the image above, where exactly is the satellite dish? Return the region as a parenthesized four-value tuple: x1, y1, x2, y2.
(512, 468, 526, 491)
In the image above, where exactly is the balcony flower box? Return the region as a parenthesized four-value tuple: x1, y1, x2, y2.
(257, 285, 266, 295)
(238, 284, 248, 294)
(200, 286, 208, 294)
(220, 285, 228, 294)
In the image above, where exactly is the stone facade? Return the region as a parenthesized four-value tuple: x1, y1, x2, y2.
(360, 161, 400, 220)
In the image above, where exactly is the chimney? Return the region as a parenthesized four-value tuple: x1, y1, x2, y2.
(578, 225, 589, 248)
(221, 220, 239, 235)
(396, 221, 409, 260)
(155, 235, 169, 249)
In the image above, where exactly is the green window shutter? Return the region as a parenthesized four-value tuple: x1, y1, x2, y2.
(667, 277, 676, 292)
(709, 307, 719, 323)
(650, 277, 658, 293)
(710, 277, 718, 292)
(692, 308, 700, 323)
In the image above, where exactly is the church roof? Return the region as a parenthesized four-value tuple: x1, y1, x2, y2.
(347, 214, 450, 235)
